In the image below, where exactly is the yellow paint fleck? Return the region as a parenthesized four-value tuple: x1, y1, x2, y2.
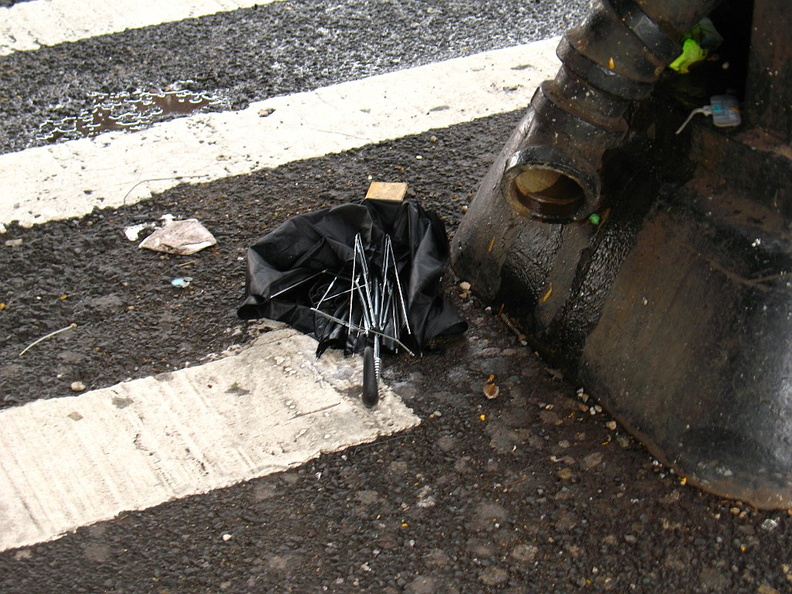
(608, 56, 615, 70)
(541, 283, 553, 303)
(480, 414, 487, 422)
(487, 236, 496, 253)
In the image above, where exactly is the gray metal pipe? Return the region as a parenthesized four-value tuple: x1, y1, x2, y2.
(503, 0, 721, 222)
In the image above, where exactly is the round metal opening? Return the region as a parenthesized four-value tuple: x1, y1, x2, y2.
(506, 166, 586, 221)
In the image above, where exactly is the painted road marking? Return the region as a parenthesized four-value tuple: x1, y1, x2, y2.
(0, 38, 558, 228)
(0, 0, 284, 55)
(0, 328, 420, 552)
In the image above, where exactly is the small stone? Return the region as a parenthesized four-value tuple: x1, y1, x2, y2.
(459, 281, 472, 291)
(471, 502, 509, 531)
(222, 534, 232, 541)
(581, 452, 603, 470)
(5, 238, 23, 247)
(761, 518, 779, 532)
(436, 435, 456, 452)
(461, 205, 469, 213)
(83, 542, 111, 563)
(659, 490, 681, 505)
(405, 575, 441, 594)
(355, 490, 380, 505)
(511, 543, 539, 563)
(88, 294, 126, 314)
(699, 566, 729, 590)
(70, 381, 86, 392)
(539, 410, 562, 425)
(425, 548, 450, 567)
(479, 566, 508, 586)
(605, 421, 617, 431)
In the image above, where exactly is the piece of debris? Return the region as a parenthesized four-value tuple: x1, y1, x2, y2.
(171, 277, 193, 289)
(483, 374, 500, 399)
(124, 214, 175, 241)
(19, 323, 77, 356)
(459, 280, 472, 300)
(238, 200, 467, 408)
(365, 181, 408, 202)
(124, 222, 155, 241)
(139, 218, 217, 255)
(483, 382, 500, 400)
(70, 381, 86, 392)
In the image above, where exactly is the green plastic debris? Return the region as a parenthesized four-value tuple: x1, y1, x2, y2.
(668, 17, 723, 74)
(588, 213, 601, 226)
(669, 38, 708, 74)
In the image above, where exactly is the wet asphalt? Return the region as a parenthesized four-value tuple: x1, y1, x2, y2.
(1, 1, 791, 593)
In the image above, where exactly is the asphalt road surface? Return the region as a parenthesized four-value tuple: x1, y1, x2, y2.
(1, 1, 790, 592)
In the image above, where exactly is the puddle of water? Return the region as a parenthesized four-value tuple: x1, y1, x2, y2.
(36, 82, 229, 143)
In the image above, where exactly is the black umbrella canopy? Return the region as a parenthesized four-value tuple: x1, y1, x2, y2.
(238, 199, 467, 357)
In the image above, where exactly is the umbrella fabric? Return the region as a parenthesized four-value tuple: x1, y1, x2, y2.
(238, 200, 467, 355)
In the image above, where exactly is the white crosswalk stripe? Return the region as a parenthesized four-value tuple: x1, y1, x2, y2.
(0, 0, 284, 55)
(0, 38, 558, 229)
(0, 329, 419, 552)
